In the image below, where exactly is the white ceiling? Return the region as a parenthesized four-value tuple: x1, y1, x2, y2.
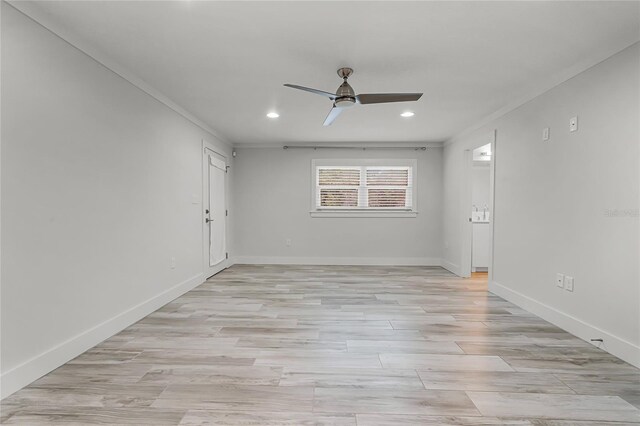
(16, 1, 640, 146)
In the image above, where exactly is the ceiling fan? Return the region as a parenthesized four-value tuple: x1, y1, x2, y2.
(284, 68, 423, 126)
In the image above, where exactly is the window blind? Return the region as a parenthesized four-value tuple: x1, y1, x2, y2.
(315, 165, 413, 210)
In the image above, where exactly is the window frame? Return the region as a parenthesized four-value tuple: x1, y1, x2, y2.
(310, 158, 418, 218)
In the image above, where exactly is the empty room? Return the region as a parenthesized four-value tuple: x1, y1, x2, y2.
(1, 1, 639, 424)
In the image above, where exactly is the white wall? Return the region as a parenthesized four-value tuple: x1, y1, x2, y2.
(443, 43, 640, 366)
(1, 3, 232, 397)
(471, 164, 490, 210)
(233, 147, 443, 265)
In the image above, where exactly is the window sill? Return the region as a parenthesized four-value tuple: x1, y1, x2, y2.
(310, 210, 418, 218)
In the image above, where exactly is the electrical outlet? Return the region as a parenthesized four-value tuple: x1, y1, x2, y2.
(285, 238, 292, 247)
(564, 276, 574, 292)
(556, 273, 565, 288)
(542, 127, 550, 141)
(170, 257, 176, 269)
(569, 116, 578, 132)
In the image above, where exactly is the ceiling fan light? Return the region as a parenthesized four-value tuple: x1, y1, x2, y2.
(266, 112, 280, 118)
(401, 111, 415, 118)
(335, 98, 355, 108)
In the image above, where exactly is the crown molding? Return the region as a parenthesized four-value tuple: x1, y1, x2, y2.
(11, 0, 636, 151)
(6, 0, 232, 148)
(444, 40, 640, 146)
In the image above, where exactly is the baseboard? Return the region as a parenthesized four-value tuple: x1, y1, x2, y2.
(440, 259, 461, 276)
(0, 273, 205, 399)
(232, 256, 442, 266)
(489, 280, 640, 368)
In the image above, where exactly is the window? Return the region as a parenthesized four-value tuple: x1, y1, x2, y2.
(311, 159, 417, 217)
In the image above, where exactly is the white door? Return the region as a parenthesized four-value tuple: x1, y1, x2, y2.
(203, 146, 227, 278)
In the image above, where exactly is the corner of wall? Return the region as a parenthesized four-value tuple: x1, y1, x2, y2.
(440, 259, 461, 276)
(489, 280, 640, 369)
(0, 273, 204, 399)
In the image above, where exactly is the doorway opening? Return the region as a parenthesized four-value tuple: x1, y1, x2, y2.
(471, 143, 492, 279)
(461, 135, 496, 283)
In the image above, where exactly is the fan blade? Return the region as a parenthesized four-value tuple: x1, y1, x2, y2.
(356, 93, 423, 104)
(284, 84, 336, 99)
(323, 105, 344, 126)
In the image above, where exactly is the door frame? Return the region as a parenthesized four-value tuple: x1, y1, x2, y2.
(460, 132, 496, 281)
(202, 139, 229, 279)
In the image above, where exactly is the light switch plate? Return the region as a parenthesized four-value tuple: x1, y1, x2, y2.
(569, 116, 578, 132)
(565, 276, 574, 292)
(543, 127, 550, 141)
(556, 273, 565, 288)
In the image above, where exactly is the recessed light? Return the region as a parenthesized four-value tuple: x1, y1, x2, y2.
(401, 112, 415, 118)
(266, 112, 280, 119)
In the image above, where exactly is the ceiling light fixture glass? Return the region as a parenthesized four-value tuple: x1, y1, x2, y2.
(401, 111, 415, 118)
(266, 112, 280, 118)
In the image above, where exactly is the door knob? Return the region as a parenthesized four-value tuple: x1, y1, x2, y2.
(206, 218, 213, 223)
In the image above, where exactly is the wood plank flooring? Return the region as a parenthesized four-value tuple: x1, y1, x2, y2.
(2, 265, 639, 425)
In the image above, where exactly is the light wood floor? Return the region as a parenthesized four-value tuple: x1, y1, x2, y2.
(2, 265, 639, 425)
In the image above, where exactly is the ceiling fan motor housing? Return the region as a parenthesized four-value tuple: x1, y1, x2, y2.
(335, 80, 356, 107)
